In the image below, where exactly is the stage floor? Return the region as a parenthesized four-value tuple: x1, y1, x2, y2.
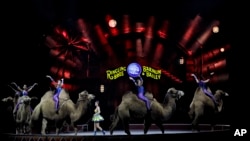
(1, 124, 232, 141)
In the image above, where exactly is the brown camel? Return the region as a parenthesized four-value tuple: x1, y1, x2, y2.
(2, 88, 37, 134)
(15, 95, 33, 134)
(2, 85, 22, 113)
(30, 89, 95, 135)
(188, 87, 229, 132)
(109, 87, 185, 135)
(2, 95, 19, 114)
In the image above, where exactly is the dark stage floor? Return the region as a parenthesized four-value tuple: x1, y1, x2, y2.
(1, 124, 232, 141)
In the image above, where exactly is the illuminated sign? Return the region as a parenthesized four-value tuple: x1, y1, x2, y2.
(142, 66, 161, 80)
(106, 66, 126, 80)
(106, 64, 162, 80)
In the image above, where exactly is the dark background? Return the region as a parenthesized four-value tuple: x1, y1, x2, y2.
(0, 0, 247, 135)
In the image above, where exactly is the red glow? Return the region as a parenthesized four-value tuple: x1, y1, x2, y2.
(49, 49, 82, 69)
(122, 15, 131, 34)
(202, 59, 227, 73)
(50, 66, 71, 79)
(144, 16, 155, 38)
(95, 25, 109, 45)
(179, 15, 202, 47)
(110, 28, 119, 36)
(45, 36, 61, 49)
(62, 30, 68, 39)
(54, 26, 69, 40)
(124, 40, 135, 59)
(94, 25, 115, 58)
(77, 18, 87, 32)
(135, 22, 145, 33)
(152, 43, 164, 66)
(196, 44, 230, 63)
(153, 66, 183, 83)
(188, 50, 193, 56)
(157, 20, 169, 39)
(105, 14, 119, 36)
(210, 73, 229, 83)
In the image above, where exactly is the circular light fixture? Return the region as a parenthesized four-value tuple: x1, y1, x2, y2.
(212, 26, 219, 33)
(127, 62, 142, 77)
(108, 19, 117, 28)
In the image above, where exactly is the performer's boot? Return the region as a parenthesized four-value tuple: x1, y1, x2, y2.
(94, 131, 97, 136)
(102, 130, 106, 135)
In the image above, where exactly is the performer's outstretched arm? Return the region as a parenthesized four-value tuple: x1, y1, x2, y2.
(60, 78, 64, 87)
(138, 76, 143, 84)
(129, 77, 138, 86)
(11, 82, 22, 91)
(46, 75, 54, 82)
(191, 73, 199, 83)
(46, 75, 57, 87)
(8, 85, 19, 94)
(27, 83, 38, 92)
(201, 79, 210, 83)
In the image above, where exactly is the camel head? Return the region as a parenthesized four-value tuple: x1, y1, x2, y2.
(214, 89, 229, 102)
(214, 90, 229, 112)
(78, 90, 95, 102)
(21, 96, 32, 105)
(215, 90, 229, 97)
(166, 87, 185, 100)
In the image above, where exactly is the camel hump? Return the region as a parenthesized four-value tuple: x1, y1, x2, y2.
(122, 91, 136, 100)
(41, 90, 54, 100)
(145, 92, 154, 101)
(59, 89, 70, 99)
(122, 91, 154, 100)
(41, 89, 70, 100)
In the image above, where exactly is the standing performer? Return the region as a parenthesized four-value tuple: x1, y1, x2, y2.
(92, 100, 105, 135)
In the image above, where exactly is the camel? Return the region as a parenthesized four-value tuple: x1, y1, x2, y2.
(2, 95, 19, 114)
(2, 87, 38, 134)
(30, 89, 95, 135)
(14, 95, 33, 134)
(109, 87, 185, 135)
(188, 87, 229, 132)
(2, 85, 22, 113)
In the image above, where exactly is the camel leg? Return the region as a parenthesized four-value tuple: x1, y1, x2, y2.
(24, 123, 29, 134)
(55, 120, 65, 135)
(109, 116, 119, 135)
(41, 118, 48, 135)
(154, 121, 164, 134)
(143, 119, 152, 134)
(191, 107, 204, 132)
(73, 122, 78, 136)
(122, 119, 131, 135)
(188, 102, 195, 120)
(16, 126, 19, 134)
(210, 114, 218, 131)
(16, 122, 21, 134)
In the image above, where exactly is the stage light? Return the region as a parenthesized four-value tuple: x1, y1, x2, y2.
(220, 47, 225, 52)
(100, 84, 105, 93)
(212, 26, 219, 33)
(179, 57, 184, 65)
(108, 19, 117, 28)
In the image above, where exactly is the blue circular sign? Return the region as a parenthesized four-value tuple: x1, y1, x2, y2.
(127, 62, 142, 77)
